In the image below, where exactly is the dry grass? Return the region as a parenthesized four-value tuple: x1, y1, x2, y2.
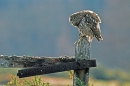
(22, 76, 72, 86)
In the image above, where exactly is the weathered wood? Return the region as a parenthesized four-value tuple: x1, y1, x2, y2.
(17, 60, 96, 78)
(0, 55, 74, 68)
(73, 37, 91, 86)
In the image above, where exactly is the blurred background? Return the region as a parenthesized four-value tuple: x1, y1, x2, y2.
(0, 0, 130, 86)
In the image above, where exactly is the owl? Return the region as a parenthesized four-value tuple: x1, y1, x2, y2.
(69, 10, 103, 42)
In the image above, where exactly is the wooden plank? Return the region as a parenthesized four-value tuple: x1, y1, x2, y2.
(17, 59, 96, 78)
(0, 55, 74, 68)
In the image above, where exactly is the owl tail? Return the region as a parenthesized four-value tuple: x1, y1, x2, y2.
(96, 35, 103, 42)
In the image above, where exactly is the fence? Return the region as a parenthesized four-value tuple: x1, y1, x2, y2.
(0, 10, 101, 86)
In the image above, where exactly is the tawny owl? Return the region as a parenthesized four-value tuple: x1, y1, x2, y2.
(69, 10, 103, 42)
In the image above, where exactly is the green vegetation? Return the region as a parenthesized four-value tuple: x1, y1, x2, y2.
(6, 74, 95, 86)
(0, 68, 19, 74)
(75, 77, 94, 86)
(6, 75, 50, 86)
(90, 64, 130, 81)
(75, 77, 85, 86)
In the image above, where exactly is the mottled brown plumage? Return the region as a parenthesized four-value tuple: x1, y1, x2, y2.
(69, 10, 103, 42)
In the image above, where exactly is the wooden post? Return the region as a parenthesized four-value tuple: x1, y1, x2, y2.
(73, 37, 91, 86)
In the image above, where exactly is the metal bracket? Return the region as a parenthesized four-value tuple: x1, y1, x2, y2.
(17, 59, 96, 78)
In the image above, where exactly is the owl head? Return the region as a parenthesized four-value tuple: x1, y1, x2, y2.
(69, 10, 101, 27)
(69, 12, 84, 27)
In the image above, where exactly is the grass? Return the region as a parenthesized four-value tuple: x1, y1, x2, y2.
(6, 75, 50, 86)
(6, 74, 94, 86)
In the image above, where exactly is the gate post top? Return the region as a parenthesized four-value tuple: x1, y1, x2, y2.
(74, 37, 90, 61)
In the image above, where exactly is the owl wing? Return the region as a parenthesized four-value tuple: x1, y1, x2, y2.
(83, 11, 103, 41)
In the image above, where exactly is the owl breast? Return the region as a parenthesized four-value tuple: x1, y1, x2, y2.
(78, 17, 94, 42)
